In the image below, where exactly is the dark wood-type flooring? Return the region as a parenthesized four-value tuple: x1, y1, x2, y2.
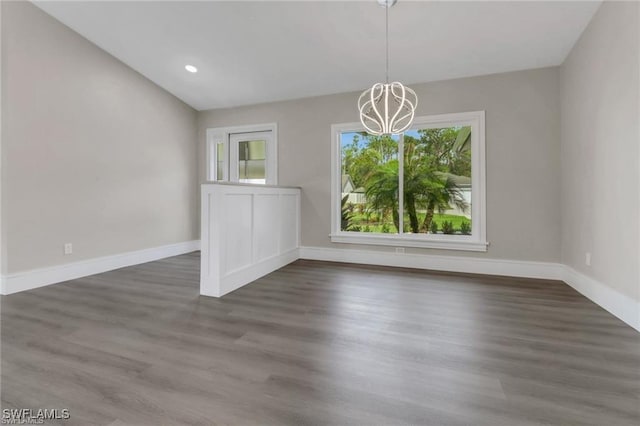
(1, 252, 639, 425)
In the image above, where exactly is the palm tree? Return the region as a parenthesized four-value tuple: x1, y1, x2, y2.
(404, 130, 470, 233)
(420, 174, 468, 232)
(364, 160, 400, 232)
(401, 155, 468, 233)
(402, 142, 442, 233)
(359, 127, 470, 234)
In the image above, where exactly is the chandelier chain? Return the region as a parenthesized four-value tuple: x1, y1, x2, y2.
(385, 3, 389, 84)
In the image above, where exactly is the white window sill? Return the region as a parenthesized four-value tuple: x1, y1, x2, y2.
(330, 233, 489, 252)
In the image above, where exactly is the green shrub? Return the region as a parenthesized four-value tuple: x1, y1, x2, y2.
(341, 195, 354, 231)
(350, 225, 361, 232)
(442, 220, 454, 234)
(381, 223, 390, 233)
(460, 220, 471, 235)
(430, 221, 439, 234)
(363, 225, 371, 233)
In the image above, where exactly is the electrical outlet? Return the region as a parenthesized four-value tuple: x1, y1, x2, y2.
(395, 247, 405, 254)
(64, 243, 73, 255)
(585, 252, 591, 266)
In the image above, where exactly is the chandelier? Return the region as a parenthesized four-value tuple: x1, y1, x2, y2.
(358, 0, 417, 136)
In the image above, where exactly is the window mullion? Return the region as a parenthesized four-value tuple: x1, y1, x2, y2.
(398, 134, 404, 235)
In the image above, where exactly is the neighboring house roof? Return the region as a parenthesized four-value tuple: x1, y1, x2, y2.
(353, 187, 365, 193)
(342, 174, 355, 192)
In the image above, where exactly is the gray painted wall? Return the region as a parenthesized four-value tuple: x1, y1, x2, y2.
(2, 1, 198, 274)
(10, 0, 633, 308)
(560, 1, 640, 302)
(198, 67, 562, 262)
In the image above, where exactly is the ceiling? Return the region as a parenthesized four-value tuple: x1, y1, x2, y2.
(34, 1, 601, 111)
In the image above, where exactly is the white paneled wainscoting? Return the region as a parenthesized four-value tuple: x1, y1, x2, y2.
(200, 183, 301, 297)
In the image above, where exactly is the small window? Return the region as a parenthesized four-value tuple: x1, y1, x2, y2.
(207, 124, 277, 185)
(331, 111, 487, 251)
(216, 142, 225, 181)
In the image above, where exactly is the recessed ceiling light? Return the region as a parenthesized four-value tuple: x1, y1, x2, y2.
(185, 65, 198, 73)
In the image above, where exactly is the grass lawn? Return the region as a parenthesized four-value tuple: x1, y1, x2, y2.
(349, 211, 471, 234)
(428, 214, 471, 229)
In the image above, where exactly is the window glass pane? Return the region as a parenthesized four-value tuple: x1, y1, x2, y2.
(402, 126, 472, 235)
(340, 132, 399, 233)
(238, 140, 266, 184)
(216, 143, 224, 180)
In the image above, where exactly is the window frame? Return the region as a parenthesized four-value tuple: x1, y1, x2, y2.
(206, 123, 278, 185)
(229, 131, 274, 184)
(330, 111, 487, 252)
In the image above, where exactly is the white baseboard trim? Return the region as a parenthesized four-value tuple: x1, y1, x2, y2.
(299, 246, 563, 280)
(1, 240, 200, 295)
(3, 241, 637, 332)
(561, 266, 640, 332)
(205, 248, 300, 297)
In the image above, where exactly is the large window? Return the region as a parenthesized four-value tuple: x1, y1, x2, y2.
(207, 123, 277, 185)
(331, 111, 487, 251)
